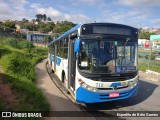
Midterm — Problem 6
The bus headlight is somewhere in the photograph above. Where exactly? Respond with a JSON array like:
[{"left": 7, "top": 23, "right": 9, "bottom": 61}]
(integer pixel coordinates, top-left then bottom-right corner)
[
  {"left": 129, "top": 78, "right": 138, "bottom": 88},
  {"left": 78, "top": 79, "right": 97, "bottom": 92}
]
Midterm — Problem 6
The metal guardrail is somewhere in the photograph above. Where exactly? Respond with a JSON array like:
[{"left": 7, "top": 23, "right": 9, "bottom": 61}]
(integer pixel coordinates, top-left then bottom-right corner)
[{"left": 0, "top": 31, "right": 16, "bottom": 37}]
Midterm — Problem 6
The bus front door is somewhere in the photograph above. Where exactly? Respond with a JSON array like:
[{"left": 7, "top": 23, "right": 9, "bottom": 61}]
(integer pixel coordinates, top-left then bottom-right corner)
[{"left": 68, "top": 39, "right": 76, "bottom": 93}]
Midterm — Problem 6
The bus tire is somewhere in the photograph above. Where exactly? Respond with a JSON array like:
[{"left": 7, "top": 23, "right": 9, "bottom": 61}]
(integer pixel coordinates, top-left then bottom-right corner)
[{"left": 63, "top": 73, "right": 70, "bottom": 94}]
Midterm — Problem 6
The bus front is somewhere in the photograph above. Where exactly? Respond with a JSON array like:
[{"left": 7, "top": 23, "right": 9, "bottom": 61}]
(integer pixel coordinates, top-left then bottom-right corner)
[{"left": 75, "top": 23, "right": 139, "bottom": 103}]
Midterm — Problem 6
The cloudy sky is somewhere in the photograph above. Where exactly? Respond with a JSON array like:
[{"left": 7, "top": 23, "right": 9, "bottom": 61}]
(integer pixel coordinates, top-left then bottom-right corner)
[{"left": 0, "top": 0, "right": 160, "bottom": 27}]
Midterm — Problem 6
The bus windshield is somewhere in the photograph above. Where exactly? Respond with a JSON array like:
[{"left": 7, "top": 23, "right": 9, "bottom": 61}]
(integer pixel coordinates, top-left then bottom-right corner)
[{"left": 78, "top": 39, "right": 137, "bottom": 74}]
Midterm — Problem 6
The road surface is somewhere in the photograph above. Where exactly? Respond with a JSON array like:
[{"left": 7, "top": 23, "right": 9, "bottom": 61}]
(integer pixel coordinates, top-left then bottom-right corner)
[{"left": 36, "top": 59, "right": 160, "bottom": 120}]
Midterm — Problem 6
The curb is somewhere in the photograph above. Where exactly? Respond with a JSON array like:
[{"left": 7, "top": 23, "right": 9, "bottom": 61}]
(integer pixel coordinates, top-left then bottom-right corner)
[
  {"left": 139, "top": 71, "right": 159, "bottom": 82},
  {"left": 146, "top": 70, "right": 160, "bottom": 76}
]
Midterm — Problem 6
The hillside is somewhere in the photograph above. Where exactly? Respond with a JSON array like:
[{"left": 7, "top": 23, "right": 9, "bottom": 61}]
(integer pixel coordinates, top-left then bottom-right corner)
[{"left": 0, "top": 36, "right": 50, "bottom": 114}]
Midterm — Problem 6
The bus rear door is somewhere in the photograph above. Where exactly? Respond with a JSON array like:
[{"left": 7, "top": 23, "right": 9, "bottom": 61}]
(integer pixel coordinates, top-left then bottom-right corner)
[{"left": 68, "top": 38, "right": 76, "bottom": 94}]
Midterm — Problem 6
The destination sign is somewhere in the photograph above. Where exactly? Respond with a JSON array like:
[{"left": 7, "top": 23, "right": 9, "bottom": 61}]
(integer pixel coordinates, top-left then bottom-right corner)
[{"left": 81, "top": 25, "right": 131, "bottom": 35}]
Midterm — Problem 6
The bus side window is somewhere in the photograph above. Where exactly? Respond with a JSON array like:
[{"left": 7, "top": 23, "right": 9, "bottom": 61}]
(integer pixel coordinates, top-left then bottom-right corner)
[
  {"left": 59, "top": 39, "right": 64, "bottom": 57},
  {"left": 52, "top": 44, "right": 54, "bottom": 54},
  {"left": 49, "top": 46, "right": 51, "bottom": 53},
  {"left": 63, "top": 38, "right": 68, "bottom": 59},
  {"left": 57, "top": 41, "right": 60, "bottom": 56}
]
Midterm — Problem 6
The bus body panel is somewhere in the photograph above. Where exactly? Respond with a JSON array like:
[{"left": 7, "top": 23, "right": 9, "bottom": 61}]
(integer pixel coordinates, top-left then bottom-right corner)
[
  {"left": 49, "top": 55, "right": 68, "bottom": 82},
  {"left": 76, "top": 85, "right": 138, "bottom": 103}
]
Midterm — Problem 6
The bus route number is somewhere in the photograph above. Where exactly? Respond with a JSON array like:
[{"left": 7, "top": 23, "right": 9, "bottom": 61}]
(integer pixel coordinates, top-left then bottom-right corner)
[{"left": 96, "top": 83, "right": 103, "bottom": 88}]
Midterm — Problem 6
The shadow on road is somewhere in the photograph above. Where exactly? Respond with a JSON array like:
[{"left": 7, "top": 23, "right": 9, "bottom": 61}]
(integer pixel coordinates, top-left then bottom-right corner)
[{"left": 82, "top": 79, "right": 158, "bottom": 111}]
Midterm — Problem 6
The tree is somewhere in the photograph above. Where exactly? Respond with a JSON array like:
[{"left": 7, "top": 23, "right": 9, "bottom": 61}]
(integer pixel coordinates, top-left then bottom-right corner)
[
  {"left": 36, "top": 21, "right": 55, "bottom": 33},
  {"left": 2, "top": 21, "right": 16, "bottom": 29},
  {"left": 36, "top": 14, "right": 48, "bottom": 21},
  {"left": 21, "top": 18, "right": 28, "bottom": 23},
  {"left": 47, "top": 17, "right": 52, "bottom": 21},
  {"left": 54, "top": 24, "right": 74, "bottom": 34},
  {"left": 43, "top": 14, "right": 47, "bottom": 21},
  {"left": 44, "top": 36, "right": 52, "bottom": 48},
  {"left": 139, "top": 32, "right": 157, "bottom": 40},
  {"left": 36, "top": 14, "right": 43, "bottom": 21},
  {"left": 20, "top": 22, "right": 33, "bottom": 30}
]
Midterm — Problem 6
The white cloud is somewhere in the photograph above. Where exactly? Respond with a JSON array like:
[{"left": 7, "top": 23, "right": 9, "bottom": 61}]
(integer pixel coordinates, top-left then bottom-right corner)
[
  {"left": 0, "top": 0, "right": 29, "bottom": 20},
  {"left": 0, "top": 0, "right": 91, "bottom": 23},
  {"left": 10, "top": 0, "right": 28, "bottom": 7},
  {"left": 30, "top": 3, "right": 92, "bottom": 23},
  {"left": 115, "top": 0, "right": 160, "bottom": 6},
  {"left": 0, "top": 1, "right": 11, "bottom": 15},
  {"left": 151, "top": 19, "right": 160, "bottom": 27},
  {"left": 97, "top": 8, "right": 151, "bottom": 27},
  {"left": 68, "top": 0, "right": 107, "bottom": 9},
  {"left": 30, "top": 3, "right": 63, "bottom": 17}
]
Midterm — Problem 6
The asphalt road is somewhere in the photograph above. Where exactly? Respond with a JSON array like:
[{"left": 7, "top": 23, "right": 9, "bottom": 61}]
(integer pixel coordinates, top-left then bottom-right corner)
[{"left": 36, "top": 59, "right": 160, "bottom": 120}]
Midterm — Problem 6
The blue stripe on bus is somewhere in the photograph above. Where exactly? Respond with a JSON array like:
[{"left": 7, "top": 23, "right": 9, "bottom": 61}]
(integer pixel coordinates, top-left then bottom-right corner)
[
  {"left": 76, "top": 85, "right": 138, "bottom": 103},
  {"left": 51, "top": 55, "right": 54, "bottom": 62},
  {"left": 56, "top": 57, "right": 62, "bottom": 66},
  {"left": 109, "top": 82, "right": 122, "bottom": 87}
]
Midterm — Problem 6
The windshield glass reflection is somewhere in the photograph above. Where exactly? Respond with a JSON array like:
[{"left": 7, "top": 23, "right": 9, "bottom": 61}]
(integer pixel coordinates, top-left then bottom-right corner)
[{"left": 78, "top": 39, "right": 137, "bottom": 74}]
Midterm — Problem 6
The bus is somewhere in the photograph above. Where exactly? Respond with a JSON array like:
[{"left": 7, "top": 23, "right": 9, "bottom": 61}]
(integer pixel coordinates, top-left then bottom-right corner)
[{"left": 48, "top": 23, "right": 139, "bottom": 103}]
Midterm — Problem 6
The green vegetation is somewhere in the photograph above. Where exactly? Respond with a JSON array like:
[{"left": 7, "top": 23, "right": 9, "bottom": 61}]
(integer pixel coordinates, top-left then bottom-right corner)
[
  {"left": 0, "top": 21, "right": 15, "bottom": 31},
  {"left": 138, "top": 31, "right": 156, "bottom": 40},
  {"left": 0, "top": 37, "right": 49, "bottom": 113},
  {"left": 0, "top": 14, "right": 75, "bottom": 34},
  {"left": 138, "top": 49, "right": 160, "bottom": 72},
  {"left": 139, "top": 60, "right": 160, "bottom": 72}
]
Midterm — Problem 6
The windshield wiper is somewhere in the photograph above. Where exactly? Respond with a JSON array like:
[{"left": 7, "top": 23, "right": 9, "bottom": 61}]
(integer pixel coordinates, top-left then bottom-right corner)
[{"left": 124, "top": 38, "right": 130, "bottom": 47}]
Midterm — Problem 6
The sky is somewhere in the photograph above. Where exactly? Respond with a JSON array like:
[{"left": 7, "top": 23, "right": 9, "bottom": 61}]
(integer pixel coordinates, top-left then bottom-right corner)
[{"left": 0, "top": 0, "right": 160, "bottom": 28}]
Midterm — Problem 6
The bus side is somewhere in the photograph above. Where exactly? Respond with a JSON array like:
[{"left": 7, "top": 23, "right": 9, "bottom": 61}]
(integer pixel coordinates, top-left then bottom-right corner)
[{"left": 48, "top": 38, "right": 69, "bottom": 88}]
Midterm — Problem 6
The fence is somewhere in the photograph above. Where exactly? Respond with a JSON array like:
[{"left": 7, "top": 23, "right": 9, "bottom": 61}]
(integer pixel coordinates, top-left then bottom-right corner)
[{"left": 138, "top": 47, "right": 160, "bottom": 73}]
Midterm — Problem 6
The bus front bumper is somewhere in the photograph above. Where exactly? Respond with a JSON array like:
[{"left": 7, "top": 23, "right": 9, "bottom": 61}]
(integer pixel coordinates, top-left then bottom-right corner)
[{"left": 76, "top": 84, "right": 138, "bottom": 103}]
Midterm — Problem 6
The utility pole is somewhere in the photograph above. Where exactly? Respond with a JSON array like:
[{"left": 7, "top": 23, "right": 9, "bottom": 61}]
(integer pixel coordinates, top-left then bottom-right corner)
[
  {"left": 148, "top": 41, "right": 152, "bottom": 70},
  {"left": 33, "top": 21, "right": 38, "bottom": 52}
]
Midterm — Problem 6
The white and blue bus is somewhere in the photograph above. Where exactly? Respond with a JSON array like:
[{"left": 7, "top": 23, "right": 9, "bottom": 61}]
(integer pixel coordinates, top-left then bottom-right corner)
[{"left": 48, "top": 23, "right": 139, "bottom": 103}]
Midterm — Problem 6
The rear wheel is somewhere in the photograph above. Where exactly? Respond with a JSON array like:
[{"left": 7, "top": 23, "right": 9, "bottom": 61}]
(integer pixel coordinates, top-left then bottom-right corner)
[
  {"left": 63, "top": 74, "right": 70, "bottom": 94},
  {"left": 50, "top": 61, "right": 54, "bottom": 73}
]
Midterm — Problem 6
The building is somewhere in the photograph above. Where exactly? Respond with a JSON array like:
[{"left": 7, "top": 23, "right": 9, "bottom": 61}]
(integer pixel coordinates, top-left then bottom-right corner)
[
  {"left": 138, "top": 39, "right": 150, "bottom": 48},
  {"left": 27, "top": 33, "right": 51, "bottom": 42}
]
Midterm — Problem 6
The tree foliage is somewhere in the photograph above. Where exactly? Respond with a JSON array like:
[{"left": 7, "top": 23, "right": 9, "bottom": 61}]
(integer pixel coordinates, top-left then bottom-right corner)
[
  {"left": 0, "top": 14, "right": 75, "bottom": 34},
  {"left": 36, "top": 14, "right": 47, "bottom": 21},
  {"left": 0, "top": 21, "right": 16, "bottom": 31},
  {"left": 139, "top": 32, "right": 157, "bottom": 40},
  {"left": 54, "top": 21, "right": 75, "bottom": 34}
]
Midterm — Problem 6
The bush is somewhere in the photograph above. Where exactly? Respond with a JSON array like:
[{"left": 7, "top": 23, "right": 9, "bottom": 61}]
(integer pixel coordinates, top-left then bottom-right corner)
[
  {"left": 0, "top": 38, "right": 49, "bottom": 112},
  {"left": 151, "top": 52, "right": 156, "bottom": 60},
  {"left": 0, "top": 47, "right": 11, "bottom": 58},
  {"left": 18, "top": 41, "right": 34, "bottom": 49},
  {"left": 3, "top": 37, "right": 19, "bottom": 48},
  {"left": 1, "top": 53, "right": 36, "bottom": 82}
]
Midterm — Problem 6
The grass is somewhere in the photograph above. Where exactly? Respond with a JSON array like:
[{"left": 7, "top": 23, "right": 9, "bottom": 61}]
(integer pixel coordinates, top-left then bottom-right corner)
[
  {"left": 138, "top": 49, "right": 160, "bottom": 72},
  {"left": 138, "top": 61, "right": 160, "bottom": 72},
  {"left": 0, "top": 37, "right": 50, "bottom": 116}
]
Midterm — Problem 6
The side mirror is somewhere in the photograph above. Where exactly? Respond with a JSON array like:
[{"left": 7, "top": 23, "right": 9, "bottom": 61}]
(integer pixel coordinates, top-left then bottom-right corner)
[{"left": 74, "top": 38, "right": 81, "bottom": 53}]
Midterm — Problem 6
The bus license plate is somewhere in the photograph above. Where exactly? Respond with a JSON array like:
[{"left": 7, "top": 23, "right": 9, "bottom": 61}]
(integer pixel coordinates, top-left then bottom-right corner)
[{"left": 109, "top": 92, "right": 120, "bottom": 98}]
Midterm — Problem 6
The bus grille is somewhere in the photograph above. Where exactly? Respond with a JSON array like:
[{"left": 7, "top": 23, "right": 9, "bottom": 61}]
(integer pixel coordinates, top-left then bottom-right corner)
[
  {"left": 100, "top": 75, "right": 135, "bottom": 82},
  {"left": 97, "top": 85, "right": 128, "bottom": 90}
]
